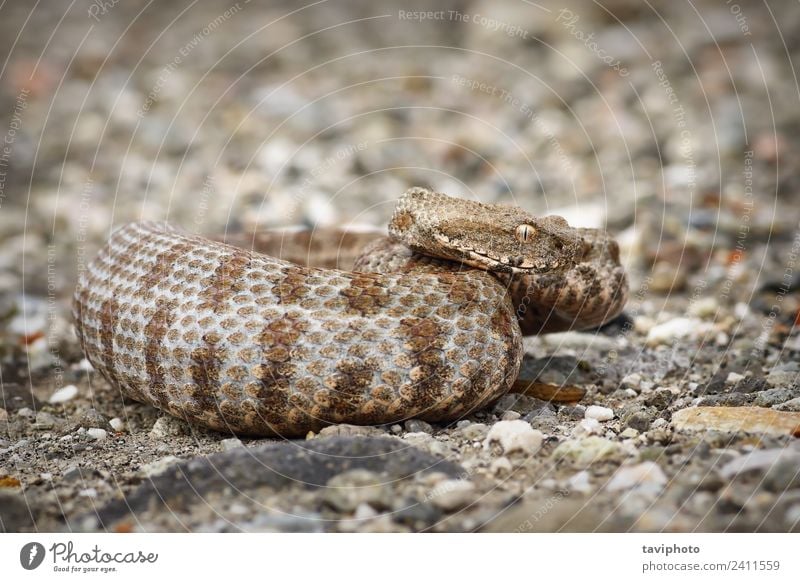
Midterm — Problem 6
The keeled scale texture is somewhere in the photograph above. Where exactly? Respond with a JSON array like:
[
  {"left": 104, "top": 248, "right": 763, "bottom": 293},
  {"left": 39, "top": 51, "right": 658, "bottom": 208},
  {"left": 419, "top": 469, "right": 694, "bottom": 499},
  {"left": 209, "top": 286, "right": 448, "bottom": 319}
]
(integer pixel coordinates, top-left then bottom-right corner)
[{"left": 73, "top": 222, "right": 522, "bottom": 436}]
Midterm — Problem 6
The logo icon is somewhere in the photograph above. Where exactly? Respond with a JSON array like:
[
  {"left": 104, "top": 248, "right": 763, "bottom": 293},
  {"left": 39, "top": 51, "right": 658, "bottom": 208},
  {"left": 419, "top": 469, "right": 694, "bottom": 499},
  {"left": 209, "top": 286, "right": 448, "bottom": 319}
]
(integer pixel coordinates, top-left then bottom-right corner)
[{"left": 20, "top": 542, "right": 45, "bottom": 570}]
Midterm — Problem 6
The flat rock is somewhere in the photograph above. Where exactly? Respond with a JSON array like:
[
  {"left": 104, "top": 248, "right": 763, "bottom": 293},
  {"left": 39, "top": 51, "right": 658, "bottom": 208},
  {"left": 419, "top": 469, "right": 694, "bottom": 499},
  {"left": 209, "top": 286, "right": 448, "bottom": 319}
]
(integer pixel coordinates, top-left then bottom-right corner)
[
  {"left": 84, "top": 437, "right": 463, "bottom": 529},
  {"left": 672, "top": 407, "right": 800, "bottom": 437},
  {"left": 484, "top": 420, "right": 544, "bottom": 455}
]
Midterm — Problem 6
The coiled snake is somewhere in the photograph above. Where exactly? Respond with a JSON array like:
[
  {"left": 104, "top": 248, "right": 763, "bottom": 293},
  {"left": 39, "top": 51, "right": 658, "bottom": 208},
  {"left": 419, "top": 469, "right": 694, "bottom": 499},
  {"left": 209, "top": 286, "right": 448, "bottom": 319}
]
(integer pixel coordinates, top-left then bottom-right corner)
[{"left": 73, "top": 188, "right": 627, "bottom": 436}]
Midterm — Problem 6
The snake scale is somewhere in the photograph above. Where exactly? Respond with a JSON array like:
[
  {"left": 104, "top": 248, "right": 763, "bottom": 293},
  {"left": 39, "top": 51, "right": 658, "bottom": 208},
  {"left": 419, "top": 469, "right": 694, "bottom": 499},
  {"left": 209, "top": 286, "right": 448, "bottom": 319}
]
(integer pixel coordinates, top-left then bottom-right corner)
[{"left": 73, "top": 187, "right": 628, "bottom": 436}]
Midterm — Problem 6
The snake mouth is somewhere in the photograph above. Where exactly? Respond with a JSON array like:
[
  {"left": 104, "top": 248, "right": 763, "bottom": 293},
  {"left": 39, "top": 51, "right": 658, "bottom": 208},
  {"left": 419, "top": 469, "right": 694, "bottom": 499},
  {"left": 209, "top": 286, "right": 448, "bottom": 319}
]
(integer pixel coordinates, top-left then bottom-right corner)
[{"left": 462, "top": 249, "right": 559, "bottom": 274}]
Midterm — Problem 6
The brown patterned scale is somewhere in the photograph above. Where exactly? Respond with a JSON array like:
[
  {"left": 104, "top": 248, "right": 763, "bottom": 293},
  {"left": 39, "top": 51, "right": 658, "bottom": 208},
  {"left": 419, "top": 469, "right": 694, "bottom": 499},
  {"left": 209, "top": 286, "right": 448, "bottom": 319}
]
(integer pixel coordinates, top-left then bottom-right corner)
[{"left": 73, "top": 188, "right": 627, "bottom": 436}]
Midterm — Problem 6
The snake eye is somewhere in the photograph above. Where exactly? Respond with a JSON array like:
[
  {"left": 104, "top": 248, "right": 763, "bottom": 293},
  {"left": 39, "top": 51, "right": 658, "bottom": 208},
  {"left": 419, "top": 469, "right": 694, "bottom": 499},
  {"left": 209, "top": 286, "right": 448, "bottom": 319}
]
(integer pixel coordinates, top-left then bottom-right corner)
[{"left": 515, "top": 224, "right": 536, "bottom": 243}]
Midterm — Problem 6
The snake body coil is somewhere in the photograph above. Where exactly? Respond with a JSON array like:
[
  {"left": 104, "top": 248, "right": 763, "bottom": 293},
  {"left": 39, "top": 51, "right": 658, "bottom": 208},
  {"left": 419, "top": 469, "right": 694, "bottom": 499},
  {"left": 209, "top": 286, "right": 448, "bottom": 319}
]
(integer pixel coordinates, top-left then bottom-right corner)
[{"left": 73, "top": 188, "right": 627, "bottom": 436}]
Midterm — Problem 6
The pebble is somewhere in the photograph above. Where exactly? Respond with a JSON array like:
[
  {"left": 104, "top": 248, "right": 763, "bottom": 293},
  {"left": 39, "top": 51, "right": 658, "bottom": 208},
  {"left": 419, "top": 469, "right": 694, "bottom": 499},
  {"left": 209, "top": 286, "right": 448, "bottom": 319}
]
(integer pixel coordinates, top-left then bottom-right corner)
[
  {"left": 726, "top": 372, "right": 745, "bottom": 384},
  {"left": 645, "top": 318, "right": 699, "bottom": 346},
  {"left": 776, "top": 397, "right": 800, "bottom": 412},
  {"left": 221, "top": 438, "right": 244, "bottom": 451},
  {"left": 567, "top": 470, "right": 592, "bottom": 493},
  {"left": 17, "top": 407, "right": 35, "bottom": 419},
  {"left": 606, "top": 462, "right": 668, "bottom": 493},
  {"left": 323, "top": 470, "right": 390, "bottom": 513},
  {"left": 552, "top": 437, "right": 628, "bottom": 468},
  {"left": 86, "top": 428, "right": 108, "bottom": 441},
  {"left": 34, "top": 411, "right": 57, "bottom": 429},
  {"left": 140, "top": 456, "right": 181, "bottom": 478},
  {"left": 48, "top": 385, "right": 78, "bottom": 404},
  {"left": 427, "top": 480, "right": 476, "bottom": 512},
  {"left": 483, "top": 420, "right": 544, "bottom": 455},
  {"left": 619, "top": 428, "right": 640, "bottom": 439},
  {"left": 108, "top": 417, "right": 126, "bottom": 432},
  {"left": 149, "top": 416, "right": 190, "bottom": 438},
  {"left": 572, "top": 418, "right": 603, "bottom": 437},
  {"left": 0, "top": 408, "right": 7, "bottom": 422},
  {"left": 585, "top": 405, "right": 614, "bottom": 421},
  {"left": 404, "top": 419, "right": 434, "bottom": 434},
  {"left": 501, "top": 411, "right": 522, "bottom": 421},
  {"left": 620, "top": 373, "right": 642, "bottom": 391},
  {"left": 317, "top": 424, "right": 387, "bottom": 438},
  {"left": 672, "top": 406, "right": 800, "bottom": 437},
  {"left": 490, "top": 457, "right": 513, "bottom": 476},
  {"left": 79, "top": 488, "right": 98, "bottom": 498},
  {"left": 718, "top": 448, "right": 800, "bottom": 479}
]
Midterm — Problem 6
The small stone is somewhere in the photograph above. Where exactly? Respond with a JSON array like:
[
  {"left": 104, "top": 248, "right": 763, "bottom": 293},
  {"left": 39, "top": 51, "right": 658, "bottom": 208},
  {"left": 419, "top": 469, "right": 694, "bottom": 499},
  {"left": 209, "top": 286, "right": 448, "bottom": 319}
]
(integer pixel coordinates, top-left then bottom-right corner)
[
  {"left": 646, "top": 318, "right": 699, "bottom": 346},
  {"left": 776, "top": 397, "right": 800, "bottom": 412},
  {"left": 726, "top": 372, "right": 745, "bottom": 384},
  {"left": 572, "top": 418, "right": 603, "bottom": 437},
  {"left": 619, "top": 427, "right": 639, "bottom": 439},
  {"left": 221, "top": 438, "right": 244, "bottom": 451},
  {"left": 501, "top": 411, "right": 521, "bottom": 421},
  {"left": 672, "top": 406, "right": 800, "bottom": 437},
  {"left": 150, "top": 416, "right": 190, "bottom": 438},
  {"left": 427, "top": 480, "right": 476, "bottom": 511},
  {"left": 625, "top": 412, "right": 651, "bottom": 432},
  {"left": 490, "top": 457, "right": 513, "bottom": 475},
  {"left": 86, "top": 428, "right": 107, "bottom": 441},
  {"left": 0, "top": 408, "right": 7, "bottom": 422},
  {"left": 620, "top": 373, "right": 642, "bottom": 391},
  {"left": 34, "top": 411, "right": 57, "bottom": 429},
  {"left": 109, "top": 417, "right": 126, "bottom": 432},
  {"left": 484, "top": 420, "right": 544, "bottom": 455},
  {"left": 76, "top": 358, "right": 95, "bottom": 372},
  {"left": 585, "top": 405, "right": 614, "bottom": 421},
  {"left": 48, "top": 385, "right": 78, "bottom": 404},
  {"left": 140, "top": 456, "right": 180, "bottom": 477},
  {"left": 79, "top": 488, "right": 98, "bottom": 498},
  {"left": 718, "top": 448, "right": 800, "bottom": 479},
  {"left": 17, "top": 407, "right": 35, "bottom": 419},
  {"left": 317, "top": 424, "right": 387, "bottom": 438},
  {"left": 567, "top": 470, "right": 592, "bottom": 493},
  {"left": 404, "top": 419, "right": 434, "bottom": 434},
  {"left": 390, "top": 424, "right": 402, "bottom": 434},
  {"left": 606, "top": 462, "right": 668, "bottom": 493},
  {"left": 74, "top": 409, "right": 110, "bottom": 430},
  {"left": 353, "top": 503, "right": 378, "bottom": 520},
  {"left": 457, "top": 423, "right": 489, "bottom": 441},
  {"left": 552, "top": 437, "right": 628, "bottom": 468},
  {"left": 323, "top": 469, "right": 390, "bottom": 512}
]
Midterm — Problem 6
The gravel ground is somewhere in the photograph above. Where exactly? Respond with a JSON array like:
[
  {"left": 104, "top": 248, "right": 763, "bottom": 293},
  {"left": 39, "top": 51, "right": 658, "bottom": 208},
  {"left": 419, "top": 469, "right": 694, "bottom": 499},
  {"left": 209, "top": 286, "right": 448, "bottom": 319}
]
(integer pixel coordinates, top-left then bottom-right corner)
[{"left": 1, "top": 0, "right": 800, "bottom": 532}]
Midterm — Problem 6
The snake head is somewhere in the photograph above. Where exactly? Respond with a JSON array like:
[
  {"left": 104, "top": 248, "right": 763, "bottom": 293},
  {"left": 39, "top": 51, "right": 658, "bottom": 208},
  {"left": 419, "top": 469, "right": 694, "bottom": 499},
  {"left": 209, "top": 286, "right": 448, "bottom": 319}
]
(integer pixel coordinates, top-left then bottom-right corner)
[{"left": 389, "top": 187, "right": 586, "bottom": 274}]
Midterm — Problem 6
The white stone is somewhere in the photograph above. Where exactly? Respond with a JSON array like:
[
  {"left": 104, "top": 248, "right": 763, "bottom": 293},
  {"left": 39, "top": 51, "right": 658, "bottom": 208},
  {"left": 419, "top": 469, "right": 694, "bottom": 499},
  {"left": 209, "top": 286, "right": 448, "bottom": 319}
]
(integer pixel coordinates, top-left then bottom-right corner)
[
  {"left": 688, "top": 297, "right": 719, "bottom": 318},
  {"left": 726, "top": 372, "right": 745, "bottom": 384},
  {"left": 646, "top": 318, "right": 697, "bottom": 346},
  {"left": 221, "top": 438, "right": 244, "bottom": 450},
  {"left": 109, "top": 418, "right": 126, "bottom": 432},
  {"left": 484, "top": 420, "right": 544, "bottom": 455},
  {"left": 585, "top": 405, "right": 614, "bottom": 422},
  {"left": 567, "top": 470, "right": 592, "bottom": 493},
  {"left": 428, "top": 480, "right": 476, "bottom": 511},
  {"left": 140, "top": 455, "right": 180, "bottom": 477},
  {"left": 490, "top": 457, "right": 513, "bottom": 475},
  {"left": 620, "top": 373, "right": 642, "bottom": 391},
  {"left": 48, "top": 385, "right": 78, "bottom": 404},
  {"left": 353, "top": 503, "right": 378, "bottom": 520},
  {"left": 719, "top": 449, "right": 800, "bottom": 479},
  {"left": 607, "top": 462, "right": 668, "bottom": 492},
  {"left": 572, "top": 418, "right": 602, "bottom": 437},
  {"left": 86, "top": 428, "right": 107, "bottom": 441},
  {"left": 619, "top": 427, "right": 639, "bottom": 439},
  {"left": 79, "top": 488, "right": 98, "bottom": 498}
]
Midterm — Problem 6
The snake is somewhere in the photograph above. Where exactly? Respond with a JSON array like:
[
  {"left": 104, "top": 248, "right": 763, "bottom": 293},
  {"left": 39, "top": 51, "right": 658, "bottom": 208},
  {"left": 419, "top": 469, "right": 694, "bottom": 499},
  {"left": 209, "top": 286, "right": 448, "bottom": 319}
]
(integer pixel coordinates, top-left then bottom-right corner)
[{"left": 72, "top": 187, "right": 628, "bottom": 436}]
